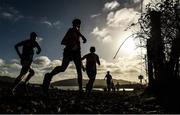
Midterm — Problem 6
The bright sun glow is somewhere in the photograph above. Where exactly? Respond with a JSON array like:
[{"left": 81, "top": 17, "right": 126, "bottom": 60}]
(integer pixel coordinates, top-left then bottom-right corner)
[
  {"left": 114, "top": 32, "right": 137, "bottom": 57},
  {"left": 121, "top": 37, "right": 136, "bottom": 54}
]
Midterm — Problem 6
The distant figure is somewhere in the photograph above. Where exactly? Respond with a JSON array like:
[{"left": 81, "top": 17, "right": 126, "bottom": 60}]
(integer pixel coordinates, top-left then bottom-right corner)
[
  {"left": 144, "top": 79, "right": 148, "bottom": 86},
  {"left": 123, "top": 88, "right": 125, "bottom": 95},
  {"left": 104, "top": 71, "right": 112, "bottom": 92},
  {"left": 103, "top": 87, "right": 107, "bottom": 92},
  {"left": 111, "top": 81, "right": 115, "bottom": 92},
  {"left": 138, "top": 75, "right": 144, "bottom": 84},
  {"left": 12, "top": 32, "right": 41, "bottom": 94},
  {"left": 81, "top": 46, "right": 100, "bottom": 95},
  {"left": 42, "top": 19, "right": 87, "bottom": 94},
  {"left": 115, "top": 82, "right": 120, "bottom": 91}
]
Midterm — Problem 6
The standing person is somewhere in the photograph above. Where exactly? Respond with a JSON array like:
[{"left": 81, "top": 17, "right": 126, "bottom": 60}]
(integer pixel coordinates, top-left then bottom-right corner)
[
  {"left": 104, "top": 71, "right": 112, "bottom": 92},
  {"left": 12, "top": 32, "right": 41, "bottom": 94},
  {"left": 115, "top": 82, "right": 120, "bottom": 92},
  {"left": 42, "top": 19, "right": 87, "bottom": 94},
  {"left": 81, "top": 46, "right": 100, "bottom": 95},
  {"left": 111, "top": 81, "right": 115, "bottom": 92}
]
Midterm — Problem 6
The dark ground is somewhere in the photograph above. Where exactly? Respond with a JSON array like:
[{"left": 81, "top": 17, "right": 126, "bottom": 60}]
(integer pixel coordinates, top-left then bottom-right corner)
[{"left": 0, "top": 82, "right": 166, "bottom": 114}]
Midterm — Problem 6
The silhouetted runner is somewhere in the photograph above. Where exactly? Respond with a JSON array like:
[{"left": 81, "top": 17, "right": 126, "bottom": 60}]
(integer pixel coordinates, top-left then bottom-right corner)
[
  {"left": 12, "top": 32, "right": 41, "bottom": 94},
  {"left": 111, "top": 81, "right": 115, "bottom": 92},
  {"left": 115, "top": 82, "right": 120, "bottom": 91},
  {"left": 42, "top": 19, "right": 87, "bottom": 94},
  {"left": 82, "top": 46, "right": 100, "bottom": 95},
  {"left": 104, "top": 71, "right": 112, "bottom": 92}
]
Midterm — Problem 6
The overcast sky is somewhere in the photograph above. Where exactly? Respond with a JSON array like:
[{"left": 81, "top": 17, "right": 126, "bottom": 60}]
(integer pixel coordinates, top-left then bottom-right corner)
[{"left": 0, "top": 0, "right": 158, "bottom": 84}]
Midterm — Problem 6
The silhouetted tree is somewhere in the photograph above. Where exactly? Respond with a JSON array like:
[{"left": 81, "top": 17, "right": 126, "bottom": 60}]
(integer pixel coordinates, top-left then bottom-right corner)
[
  {"left": 138, "top": 0, "right": 180, "bottom": 111},
  {"left": 139, "top": 0, "right": 180, "bottom": 85}
]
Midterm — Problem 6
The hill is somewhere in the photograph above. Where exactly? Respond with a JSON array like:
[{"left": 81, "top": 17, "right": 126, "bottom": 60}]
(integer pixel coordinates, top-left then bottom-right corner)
[
  {"left": 0, "top": 76, "right": 15, "bottom": 83},
  {"left": 51, "top": 78, "right": 131, "bottom": 88}
]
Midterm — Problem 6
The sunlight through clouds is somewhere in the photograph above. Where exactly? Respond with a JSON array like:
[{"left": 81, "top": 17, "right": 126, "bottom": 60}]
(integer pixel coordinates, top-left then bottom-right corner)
[
  {"left": 106, "top": 8, "right": 140, "bottom": 27},
  {"left": 0, "top": 0, "right": 150, "bottom": 84}
]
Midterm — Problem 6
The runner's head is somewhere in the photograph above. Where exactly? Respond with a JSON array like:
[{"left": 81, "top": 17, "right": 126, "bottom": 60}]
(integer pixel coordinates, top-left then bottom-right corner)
[
  {"left": 30, "top": 32, "right": 37, "bottom": 41},
  {"left": 72, "top": 18, "right": 81, "bottom": 28},
  {"left": 90, "top": 46, "right": 95, "bottom": 53}
]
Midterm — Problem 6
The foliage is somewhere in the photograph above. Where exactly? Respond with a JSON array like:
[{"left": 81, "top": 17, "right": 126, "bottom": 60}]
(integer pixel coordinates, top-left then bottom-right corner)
[{"left": 138, "top": 0, "right": 180, "bottom": 61}]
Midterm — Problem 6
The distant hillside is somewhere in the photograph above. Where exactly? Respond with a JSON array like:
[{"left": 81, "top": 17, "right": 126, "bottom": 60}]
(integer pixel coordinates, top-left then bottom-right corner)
[
  {"left": 51, "top": 78, "right": 131, "bottom": 88},
  {"left": 0, "top": 76, "right": 15, "bottom": 83}
]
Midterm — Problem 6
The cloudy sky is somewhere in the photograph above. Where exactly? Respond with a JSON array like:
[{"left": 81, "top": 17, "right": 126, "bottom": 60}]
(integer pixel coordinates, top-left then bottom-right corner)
[{"left": 0, "top": 0, "right": 158, "bottom": 84}]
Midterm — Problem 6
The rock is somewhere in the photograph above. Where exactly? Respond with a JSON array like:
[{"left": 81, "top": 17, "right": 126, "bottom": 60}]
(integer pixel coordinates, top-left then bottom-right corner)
[
  {"left": 71, "top": 100, "right": 75, "bottom": 104},
  {"left": 17, "top": 106, "right": 22, "bottom": 111},
  {"left": 24, "top": 109, "right": 30, "bottom": 113},
  {"left": 6, "top": 109, "right": 13, "bottom": 113},
  {"left": 58, "top": 107, "right": 61, "bottom": 113},
  {"left": 146, "top": 110, "right": 158, "bottom": 114}
]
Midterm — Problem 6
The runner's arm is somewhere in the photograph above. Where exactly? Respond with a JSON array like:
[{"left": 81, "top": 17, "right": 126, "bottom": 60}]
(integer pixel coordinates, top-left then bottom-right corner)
[
  {"left": 81, "top": 55, "right": 87, "bottom": 61},
  {"left": 78, "top": 32, "right": 87, "bottom": 43},
  {"left": 14, "top": 41, "right": 24, "bottom": 59},
  {"left": 96, "top": 55, "right": 101, "bottom": 65},
  {"left": 35, "top": 42, "right": 41, "bottom": 54}
]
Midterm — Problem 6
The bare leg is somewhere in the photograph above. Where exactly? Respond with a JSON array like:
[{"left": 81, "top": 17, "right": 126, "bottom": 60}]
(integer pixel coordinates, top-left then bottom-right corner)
[
  {"left": 88, "top": 76, "right": 95, "bottom": 94},
  {"left": 107, "top": 84, "right": 111, "bottom": 92},
  {"left": 74, "top": 59, "right": 83, "bottom": 92},
  {"left": 23, "top": 68, "right": 34, "bottom": 94},
  {"left": 86, "top": 77, "right": 90, "bottom": 93},
  {"left": 24, "top": 68, "right": 35, "bottom": 84},
  {"left": 12, "top": 66, "right": 29, "bottom": 92},
  {"left": 42, "top": 56, "right": 70, "bottom": 92}
]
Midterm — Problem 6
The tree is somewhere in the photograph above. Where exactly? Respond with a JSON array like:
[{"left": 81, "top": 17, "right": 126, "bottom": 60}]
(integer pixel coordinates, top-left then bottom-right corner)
[{"left": 138, "top": 0, "right": 180, "bottom": 111}]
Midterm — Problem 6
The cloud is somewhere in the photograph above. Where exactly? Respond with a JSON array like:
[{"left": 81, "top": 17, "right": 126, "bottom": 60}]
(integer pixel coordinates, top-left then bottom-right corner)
[
  {"left": 92, "top": 27, "right": 109, "bottom": 37},
  {"left": 41, "top": 18, "right": 62, "bottom": 29},
  {"left": 0, "top": 6, "right": 24, "bottom": 21},
  {"left": 94, "top": 57, "right": 145, "bottom": 82},
  {"left": 91, "top": 6, "right": 140, "bottom": 44},
  {"left": 107, "top": 8, "right": 140, "bottom": 27},
  {"left": 124, "top": 68, "right": 139, "bottom": 74},
  {"left": 1, "top": 12, "right": 13, "bottom": 18},
  {"left": 134, "top": 0, "right": 141, "bottom": 3},
  {"left": 102, "top": 35, "right": 112, "bottom": 43},
  {"left": 53, "top": 20, "right": 61, "bottom": 26},
  {"left": 97, "top": 58, "right": 120, "bottom": 74},
  {"left": 90, "top": 13, "right": 101, "bottom": 18},
  {"left": 0, "top": 55, "right": 146, "bottom": 83},
  {"left": 91, "top": 27, "right": 113, "bottom": 42},
  {"left": 34, "top": 56, "right": 51, "bottom": 66},
  {"left": 89, "top": 1, "right": 146, "bottom": 81},
  {"left": 11, "top": 59, "right": 20, "bottom": 64},
  {"left": 0, "top": 58, "right": 5, "bottom": 66},
  {"left": 112, "top": 69, "right": 123, "bottom": 74},
  {"left": 143, "top": 0, "right": 160, "bottom": 6},
  {"left": 42, "top": 21, "right": 52, "bottom": 27},
  {"left": 50, "top": 59, "right": 62, "bottom": 68},
  {"left": 9, "top": 63, "right": 21, "bottom": 69},
  {"left": 0, "top": 59, "right": 21, "bottom": 77},
  {"left": 104, "top": 1, "right": 120, "bottom": 11}
]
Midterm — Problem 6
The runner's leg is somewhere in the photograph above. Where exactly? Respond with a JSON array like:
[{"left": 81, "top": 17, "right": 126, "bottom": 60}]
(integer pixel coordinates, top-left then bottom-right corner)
[
  {"left": 74, "top": 55, "right": 83, "bottom": 92},
  {"left": 12, "top": 66, "right": 29, "bottom": 92},
  {"left": 42, "top": 53, "right": 70, "bottom": 92}
]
